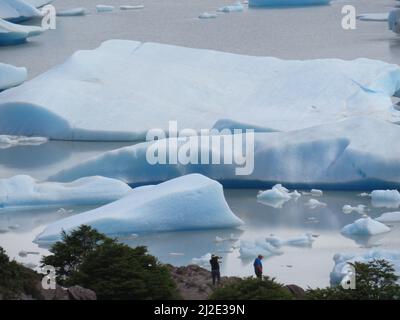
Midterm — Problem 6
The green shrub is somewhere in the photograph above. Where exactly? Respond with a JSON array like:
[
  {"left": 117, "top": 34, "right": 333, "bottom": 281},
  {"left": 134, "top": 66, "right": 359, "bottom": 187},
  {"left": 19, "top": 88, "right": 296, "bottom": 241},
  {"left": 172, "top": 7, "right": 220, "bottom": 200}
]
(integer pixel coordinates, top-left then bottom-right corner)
[
  {"left": 42, "top": 225, "right": 180, "bottom": 300},
  {"left": 0, "top": 247, "right": 41, "bottom": 299},
  {"left": 210, "top": 277, "right": 294, "bottom": 300}
]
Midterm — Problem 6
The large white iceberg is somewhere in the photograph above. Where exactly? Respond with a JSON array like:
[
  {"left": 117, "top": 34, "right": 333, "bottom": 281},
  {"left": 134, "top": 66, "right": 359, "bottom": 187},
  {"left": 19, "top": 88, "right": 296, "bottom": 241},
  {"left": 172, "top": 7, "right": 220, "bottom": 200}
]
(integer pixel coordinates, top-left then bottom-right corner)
[
  {"left": 35, "top": 174, "right": 243, "bottom": 242},
  {"left": 0, "top": 0, "right": 41, "bottom": 21},
  {"left": 341, "top": 217, "right": 391, "bottom": 237},
  {"left": 0, "top": 175, "right": 132, "bottom": 209},
  {"left": 0, "top": 63, "right": 27, "bottom": 91},
  {"left": 0, "top": 17, "right": 43, "bottom": 45},
  {"left": 0, "top": 40, "right": 399, "bottom": 140},
  {"left": 51, "top": 117, "right": 400, "bottom": 189},
  {"left": 331, "top": 250, "right": 400, "bottom": 285},
  {"left": 249, "top": 0, "right": 330, "bottom": 8}
]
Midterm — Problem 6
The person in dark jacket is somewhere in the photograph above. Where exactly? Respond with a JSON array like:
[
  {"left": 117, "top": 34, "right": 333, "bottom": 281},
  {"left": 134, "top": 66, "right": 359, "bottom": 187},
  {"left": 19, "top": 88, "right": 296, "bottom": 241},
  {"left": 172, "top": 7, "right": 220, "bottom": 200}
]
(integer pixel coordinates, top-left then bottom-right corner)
[
  {"left": 209, "top": 254, "right": 221, "bottom": 285},
  {"left": 253, "top": 255, "right": 263, "bottom": 279}
]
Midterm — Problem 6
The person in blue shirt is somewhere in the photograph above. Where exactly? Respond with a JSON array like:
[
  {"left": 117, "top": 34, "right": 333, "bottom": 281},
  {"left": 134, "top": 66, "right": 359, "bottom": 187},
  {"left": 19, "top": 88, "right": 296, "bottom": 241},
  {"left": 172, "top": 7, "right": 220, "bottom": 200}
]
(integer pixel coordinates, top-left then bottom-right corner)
[{"left": 253, "top": 255, "right": 263, "bottom": 279}]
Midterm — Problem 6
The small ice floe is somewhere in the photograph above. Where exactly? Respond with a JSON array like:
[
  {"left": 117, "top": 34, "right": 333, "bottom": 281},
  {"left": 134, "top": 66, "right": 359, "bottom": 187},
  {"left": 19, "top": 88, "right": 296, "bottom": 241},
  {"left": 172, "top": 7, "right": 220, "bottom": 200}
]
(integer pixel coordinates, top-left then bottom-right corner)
[
  {"left": 389, "top": 9, "right": 400, "bottom": 34},
  {"left": 257, "top": 184, "right": 301, "bottom": 208},
  {"left": 199, "top": 12, "right": 217, "bottom": 19},
  {"left": 0, "top": 135, "right": 47, "bottom": 149},
  {"left": 375, "top": 211, "right": 400, "bottom": 223},
  {"left": 18, "top": 250, "right": 39, "bottom": 258},
  {"left": 57, "top": 7, "right": 87, "bottom": 17},
  {"left": 0, "top": 63, "right": 27, "bottom": 91},
  {"left": 120, "top": 5, "right": 144, "bottom": 10},
  {"left": 310, "top": 189, "right": 323, "bottom": 197},
  {"left": 371, "top": 189, "right": 400, "bottom": 208},
  {"left": 341, "top": 217, "right": 391, "bottom": 237},
  {"left": 57, "top": 208, "right": 74, "bottom": 214},
  {"left": 357, "top": 13, "right": 388, "bottom": 22},
  {"left": 218, "top": 2, "right": 244, "bottom": 13},
  {"left": 305, "top": 199, "right": 327, "bottom": 210},
  {"left": 239, "top": 239, "right": 283, "bottom": 259},
  {"left": 214, "top": 234, "right": 239, "bottom": 242},
  {"left": 168, "top": 252, "right": 184, "bottom": 256},
  {"left": 96, "top": 5, "right": 114, "bottom": 13},
  {"left": 342, "top": 204, "right": 367, "bottom": 215},
  {"left": 358, "top": 192, "right": 370, "bottom": 197},
  {"left": 265, "top": 233, "right": 316, "bottom": 248},
  {"left": 191, "top": 253, "right": 211, "bottom": 267}
]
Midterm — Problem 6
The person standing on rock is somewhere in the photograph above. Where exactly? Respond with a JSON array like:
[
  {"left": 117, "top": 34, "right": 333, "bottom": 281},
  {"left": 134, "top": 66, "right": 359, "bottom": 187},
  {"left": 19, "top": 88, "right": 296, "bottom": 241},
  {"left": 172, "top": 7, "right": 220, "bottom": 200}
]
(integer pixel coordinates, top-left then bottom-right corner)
[
  {"left": 254, "top": 255, "right": 263, "bottom": 279},
  {"left": 209, "top": 254, "right": 221, "bottom": 285}
]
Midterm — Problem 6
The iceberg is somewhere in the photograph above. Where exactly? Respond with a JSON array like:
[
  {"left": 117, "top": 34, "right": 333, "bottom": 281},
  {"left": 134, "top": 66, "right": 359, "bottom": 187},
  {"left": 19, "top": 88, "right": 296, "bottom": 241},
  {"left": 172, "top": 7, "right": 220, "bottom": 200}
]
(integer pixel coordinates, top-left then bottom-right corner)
[
  {"left": 257, "top": 184, "right": 300, "bottom": 208},
  {"left": 96, "top": 5, "right": 114, "bottom": 13},
  {"left": 239, "top": 239, "right": 283, "bottom": 259},
  {"left": 310, "top": 189, "right": 323, "bottom": 197},
  {"left": 57, "top": 8, "right": 87, "bottom": 17},
  {"left": 357, "top": 13, "right": 389, "bottom": 22},
  {"left": 341, "top": 217, "right": 391, "bottom": 237},
  {"left": 249, "top": 0, "right": 330, "bottom": 8},
  {"left": 371, "top": 190, "right": 400, "bottom": 203},
  {"left": 0, "top": 135, "right": 47, "bottom": 149},
  {"left": 0, "top": 0, "right": 41, "bottom": 21},
  {"left": 342, "top": 204, "right": 367, "bottom": 215},
  {"left": 305, "top": 199, "right": 327, "bottom": 210},
  {"left": 199, "top": 12, "right": 217, "bottom": 19},
  {"left": 331, "top": 250, "right": 400, "bottom": 285},
  {"left": 0, "top": 17, "right": 43, "bottom": 45},
  {"left": 375, "top": 211, "right": 400, "bottom": 223},
  {"left": 218, "top": 3, "right": 244, "bottom": 13},
  {"left": 0, "top": 63, "right": 27, "bottom": 91},
  {"left": 35, "top": 174, "right": 243, "bottom": 242},
  {"left": 50, "top": 117, "right": 400, "bottom": 189},
  {"left": 1, "top": 40, "right": 400, "bottom": 140},
  {"left": 120, "top": 5, "right": 144, "bottom": 11},
  {"left": 265, "top": 233, "right": 316, "bottom": 248},
  {"left": 0, "top": 175, "right": 131, "bottom": 209}
]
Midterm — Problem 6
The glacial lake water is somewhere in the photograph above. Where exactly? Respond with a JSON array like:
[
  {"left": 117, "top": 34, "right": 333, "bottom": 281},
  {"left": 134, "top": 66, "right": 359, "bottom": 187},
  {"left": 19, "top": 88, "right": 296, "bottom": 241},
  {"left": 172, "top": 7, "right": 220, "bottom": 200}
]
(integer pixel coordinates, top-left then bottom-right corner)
[
  {"left": 1, "top": 141, "right": 400, "bottom": 289},
  {"left": 1, "top": 0, "right": 400, "bottom": 289}
]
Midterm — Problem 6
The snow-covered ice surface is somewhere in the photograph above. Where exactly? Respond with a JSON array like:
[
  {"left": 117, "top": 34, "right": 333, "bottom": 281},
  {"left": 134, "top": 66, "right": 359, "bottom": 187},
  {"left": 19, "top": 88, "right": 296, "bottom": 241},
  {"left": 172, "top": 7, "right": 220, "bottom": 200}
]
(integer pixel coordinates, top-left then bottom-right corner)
[
  {"left": 0, "top": 175, "right": 131, "bottom": 209},
  {"left": 0, "top": 63, "right": 27, "bottom": 91},
  {"left": 249, "top": 0, "right": 330, "bottom": 7},
  {"left": 0, "top": 0, "right": 41, "bottom": 21},
  {"left": 35, "top": 174, "right": 244, "bottom": 242},
  {"left": 57, "top": 7, "right": 87, "bottom": 16},
  {"left": 0, "top": 18, "right": 43, "bottom": 45},
  {"left": 331, "top": 250, "right": 400, "bottom": 285},
  {"left": 1, "top": 39, "right": 400, "bottom": 140},
  {"left": 50, "top": 117, "right": 400, "bottom": 189},
  {"left": 341, "top": 217, "right": 391, "bottom": 237}
]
